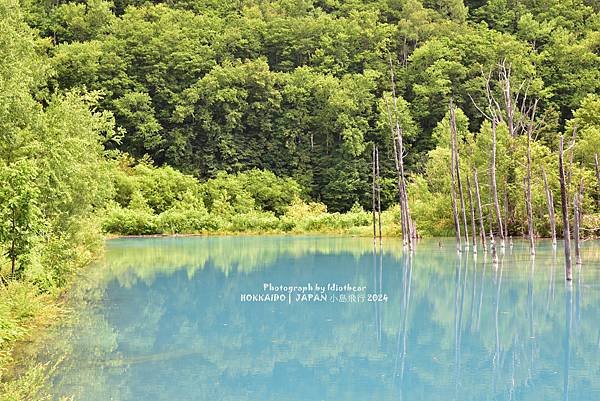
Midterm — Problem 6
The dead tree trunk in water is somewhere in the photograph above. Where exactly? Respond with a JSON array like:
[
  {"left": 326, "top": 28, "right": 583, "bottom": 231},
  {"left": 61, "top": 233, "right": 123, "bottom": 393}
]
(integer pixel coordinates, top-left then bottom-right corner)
[
  {"left": 386, "top": 60, "right": 413, "bottom": 248},
  {"left": 474, "top": 169, "right": 487, "bottom": 250},
  {"left": 457, "top": 163, "right": 470, "bottom": 250},
  {"left": 595, "top": 153, "right": 600, "bottom": 208},
  {"left": 542, "top": 167, "right": 557, "bottom": 247},
  {"left": 558, "top": 136, "right": 572, "bottom": 281},
  {"left": 471, "top": 64, "right": 541, "bottom": 249},
  {"left": 524, "top": 174, "right": 535, "bottom": 255},
  {"left": 385, "top": 99, "right": 407, "bottom": 246},
  {"left": 525, "top": 101, "right": 537, "bottom": 255},
  {"left": 449, "top": 101, "right": 462, "bottom": 252},
  {"left": 372, "top": 144, "right": 377, "bottom": 241},
  {"left": 395, "top": 128, "right": 414, "bottom": 248},
  {"left": 396, "top": 133, "right": 412, "bottom": 248},
  {"left": 376, "top": 146, "right": 382, "bottom": 240},
  {"left": 503, "top": 184, "right": 510, "bottom": 245},
  {"left": 573, "top": 180, "right": 583, "bottom": 265},
  {"left": 466, "top": 174, "right": 478, "bottom": 252},
  {"left": 573, "top": 191, "right": 581, "bottom": 266},
  {"left": 450, "top": 102, "right": 469, "bottom": 250},
  {"left": 566, "top": 126, "right": 577, "bottom": 189},
  {"left": 490, "top": 119, "right": 505, "bottom": 248}
]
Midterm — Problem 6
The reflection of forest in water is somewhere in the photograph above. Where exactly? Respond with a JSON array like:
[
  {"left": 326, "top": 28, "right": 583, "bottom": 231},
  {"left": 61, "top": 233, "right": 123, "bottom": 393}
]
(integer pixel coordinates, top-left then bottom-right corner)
[{"left": 44, "top": 237, "right": 600, "bottom": 401}]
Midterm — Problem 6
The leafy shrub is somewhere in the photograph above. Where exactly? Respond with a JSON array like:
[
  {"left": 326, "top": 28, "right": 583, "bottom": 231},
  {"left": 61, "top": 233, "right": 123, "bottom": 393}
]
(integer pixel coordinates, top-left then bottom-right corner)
[
  {"left": 155, "top": 189, "right": 221, "bottom": 233},
  {"left": 278, "top": 218, "right": 296, "bottom": 232},
  {"left": 112, "top": 170, "right": 136, "bottom": 208},
  {"left": 200, "top": 172, "right": 256, "bottom": 215},
  {"left": 299, "top": 202, "right": 370, "bottom": 231},
  {"left": 157, "top": 209, "right": 220, "bottom": 233},
  {"left": 101, "top": 204, "right": 158, "bottom": 235},
  {"left": 228, "top": 211, "right": 282, "bottom": 232},
  {"left": 201, "top": 170, "right": 303, "bottom": 216},
  {"left": 111, "top": 158, "right": 202, "bottom": 213},
  {"left": 408, "top": 176, "right": 453, "bottom": 237},
  {"left": 235, "top": 169, "right": 302, "bottom": 215},
  {"left": 284, "top": 200, "right": 327, "bottom": 219},
  {"left": 133, "top": 163, "right": 201, "bottom": 213}
]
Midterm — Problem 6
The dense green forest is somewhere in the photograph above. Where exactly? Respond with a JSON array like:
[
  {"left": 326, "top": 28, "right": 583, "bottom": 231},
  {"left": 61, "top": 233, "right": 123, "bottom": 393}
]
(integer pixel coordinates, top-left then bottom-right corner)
[
  {"left": 28, "top": 0, "right": 600, "bottom": 211},
  {"left": 1, "top": 0, "right": 600, "bottom": 397}
]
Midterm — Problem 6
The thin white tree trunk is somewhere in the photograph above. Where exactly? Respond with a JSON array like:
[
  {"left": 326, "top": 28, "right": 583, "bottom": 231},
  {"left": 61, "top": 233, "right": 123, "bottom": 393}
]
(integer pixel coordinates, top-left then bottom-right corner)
[
  {"left": 372, "top": 144, "right": 377, "bottom": 241},
  {"left": 474, "top": 169, "right": 487, "bottom": 250},
  {"left": 558, "top": 136, "right": 572, "bottom": 281},
  {"left": 450, "top": 104, "right": 470, "bottom": 250},
  {"left": 490, "top": 119, "right": 505, "bottom": 247},
  {"left": 574, "top": 180, "right": 584, "bottom": 265},
  {"left": 594, "top": 153, "right": 600, "bottom": 208},
  {"left": 449, "top": 101, "right": 462, "bottom": 252},
  {"left": 525, "top": 104, "right": 536, "bottom": 255},
  {"left": 466, "top": 174, "right": 478, "bottom": 253},
  {"left": 376, "top": 146, "right": 382, "bottom": 240},
  {"left": 542, "top": 167, "right": 557, "bottom": 246}
]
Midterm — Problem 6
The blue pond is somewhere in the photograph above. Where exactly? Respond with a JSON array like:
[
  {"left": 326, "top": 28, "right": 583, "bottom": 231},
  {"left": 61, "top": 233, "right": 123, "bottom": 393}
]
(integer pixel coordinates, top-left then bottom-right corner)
[{"left": 46, "top": 236, "right": 600, "bottom": 401}]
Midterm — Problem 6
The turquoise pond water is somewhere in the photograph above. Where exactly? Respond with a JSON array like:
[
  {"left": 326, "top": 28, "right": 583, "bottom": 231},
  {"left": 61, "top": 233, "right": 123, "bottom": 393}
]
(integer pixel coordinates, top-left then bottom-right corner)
[{"left": 45, "top": 236, "right": 600, "bottom": 401}]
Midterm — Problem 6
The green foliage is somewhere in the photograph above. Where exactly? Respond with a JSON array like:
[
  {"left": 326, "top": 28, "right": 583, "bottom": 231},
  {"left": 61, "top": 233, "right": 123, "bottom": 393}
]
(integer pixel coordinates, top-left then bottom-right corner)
[
  {"left": 100, "top": 166, "right": 375, "bottom": 235},
  {"left": 22, "top": 0, "right": 599, "bottom": 214},
  {"left": 0, "top": 161, "right": 42, "bottom": 276},
  {"left": 569, "top": 94, "right": 600, "bottom": 165},
  {"left": 156, "top": 191, "right": 220, "bottom": 233},
  {"left": 228, "top": 211, "right": 282, "bottom": 232},
  {"left": 0, "top": 282, "right": 39, "bottom": 348},
  {"left": 102, "top": 201, "right": 158, "bottom": 236},
  {"left": 409, "top": 175, "right": 454, "bottom": 236},
  {"left": 200, "top": 170, "right": 301, "bottom": 215},
  {"left": 286, "top": 201, "right": 371, "bottom": 231},
  {"left": 232, "top": 169, "right": 302, "bottom": 215}
]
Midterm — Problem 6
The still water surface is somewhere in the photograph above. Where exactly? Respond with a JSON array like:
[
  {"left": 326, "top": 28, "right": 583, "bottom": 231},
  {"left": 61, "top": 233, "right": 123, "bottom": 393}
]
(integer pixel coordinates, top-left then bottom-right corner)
[{"left": 46, "top": 236, "right": 600, "bottom": 401}]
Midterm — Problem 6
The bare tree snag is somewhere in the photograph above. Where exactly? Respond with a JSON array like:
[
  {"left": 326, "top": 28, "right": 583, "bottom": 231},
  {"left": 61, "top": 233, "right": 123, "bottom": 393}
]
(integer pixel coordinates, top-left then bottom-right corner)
[
  {"left": 450, "top": 103, "right": 470, "bottom": 250},
  {"left": 595, "top": 153, "right": 600, "bottom": 208},
  {"left": 474, "top": 169, "right": 487, "bottom": 250},
  {"left": 396, "top": 133, "right": 413, "bottom": 248},
  {"left": 566, "top": 126, "right": 577, "bottom": 189},
  {"left": 558, "top": 136, "right": 572, "bottom": 281},
  {"left": 499, "top": 60, "right": 515, "bottom": 137},
  {"left": 384, "top": 98, "right": 407, "bottom": 246},
  {"left": 376, "top": 146, "right": 383, "bottom": 240},
  {"left": 449, "top": 101, "right": 462, "bottom": 252},
  {"left": 372, "top": 144, "right": 377, "bottom": 241},
  {"left": 542, "top": 167, "right": 557, "bottom": 246},
  {"left": 386, "top": 59, "right": 414, "bottom": 249},
  {"left": 525, "top": 100, "right": 537, "bottom": 255},
  {"left": 466, "top": 174, "right": 478, "bottom": 252},
  {"left": 490, "top": 119, "right": 505, "bottom": 248},
  {"left": 457, "top": 162, "right": 470, "bottom": 250},
  {"left": 503, "top": 184, "right": 510, "bottom": 244},
  {"left": 471, "top": 64, "right": 538, "bottom": 249},
  {"left": 574, "top": 180, "right": 584, "bottom": 265},
  {"left": 573, "top": 189, "right": 581, "bottom": 266}
]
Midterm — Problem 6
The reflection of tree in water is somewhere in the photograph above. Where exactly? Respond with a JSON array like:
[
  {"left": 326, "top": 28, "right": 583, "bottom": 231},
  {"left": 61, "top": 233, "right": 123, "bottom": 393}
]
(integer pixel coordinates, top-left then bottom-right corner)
[
  {"left": 88, "top": 236, "right": 410, "bottom": 287},
  {"left": 564, "top": 283, "right": 573, "bottom": 401},
  {"left": 43, "top": 237, "right": 600, "bottom": 401}
]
